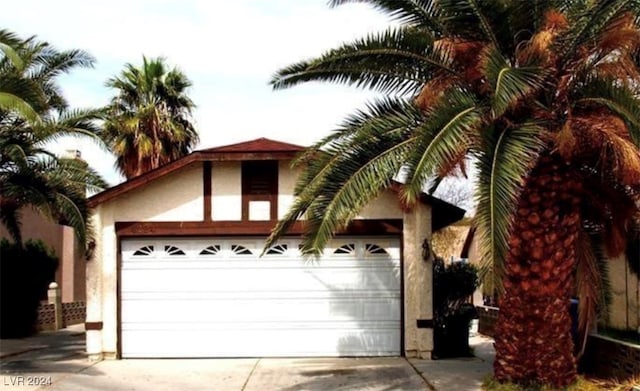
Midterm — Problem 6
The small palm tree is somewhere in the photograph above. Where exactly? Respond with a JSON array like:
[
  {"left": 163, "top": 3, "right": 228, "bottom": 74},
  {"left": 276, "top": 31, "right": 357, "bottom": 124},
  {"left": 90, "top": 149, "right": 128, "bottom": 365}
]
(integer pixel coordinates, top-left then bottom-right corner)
[
  {"left": 0, "top": 30, "right": 106, "bottom": 248},
  {"left": 268, "top": 0, "right": 640, "bottom": 387},
  {"left": 103, "top": 56, "right": 198, "bottom": 179}
]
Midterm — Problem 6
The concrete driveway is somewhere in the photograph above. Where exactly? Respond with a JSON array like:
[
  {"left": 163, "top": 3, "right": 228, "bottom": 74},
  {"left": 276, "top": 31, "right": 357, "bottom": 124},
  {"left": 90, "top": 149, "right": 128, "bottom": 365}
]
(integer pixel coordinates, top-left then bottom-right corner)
[
  {"left": 1, "top": 327, "right": 427, "bottom": 391},
  {"left": 1, "top": 325, "right": 493, "bottom": 390},
  {"left": 42, "top": 357, "right": 427, "bottom": 391}
]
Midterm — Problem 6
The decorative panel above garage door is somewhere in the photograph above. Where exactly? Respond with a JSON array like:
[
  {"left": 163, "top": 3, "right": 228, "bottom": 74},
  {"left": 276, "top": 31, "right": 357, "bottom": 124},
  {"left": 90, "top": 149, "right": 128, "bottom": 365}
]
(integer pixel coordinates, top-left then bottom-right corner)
[{"left": 120, "top": 237, "right": 401, "bottom": 358}]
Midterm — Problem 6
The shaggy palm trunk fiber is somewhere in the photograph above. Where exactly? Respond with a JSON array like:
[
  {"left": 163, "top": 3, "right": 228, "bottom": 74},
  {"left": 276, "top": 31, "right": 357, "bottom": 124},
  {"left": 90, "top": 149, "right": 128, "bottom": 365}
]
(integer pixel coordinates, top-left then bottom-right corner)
[{"left": 494, "top": 155, "right": 582, "bottom": 387}]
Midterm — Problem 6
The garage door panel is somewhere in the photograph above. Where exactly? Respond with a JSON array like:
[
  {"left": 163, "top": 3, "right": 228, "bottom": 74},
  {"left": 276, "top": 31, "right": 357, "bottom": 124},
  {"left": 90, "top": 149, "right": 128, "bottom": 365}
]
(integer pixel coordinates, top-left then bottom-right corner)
[
  {"left": 122, "top": 266, "right": 399, "bottom": 293},
  {"left": 121, "top": 237, "right": 401, "bottom": 357},
  {"left": 122, "top": 297, "right": 401, "bottom": 323},
  {"left": 122, "top": 327, "right": 400, "bottom": 358}
]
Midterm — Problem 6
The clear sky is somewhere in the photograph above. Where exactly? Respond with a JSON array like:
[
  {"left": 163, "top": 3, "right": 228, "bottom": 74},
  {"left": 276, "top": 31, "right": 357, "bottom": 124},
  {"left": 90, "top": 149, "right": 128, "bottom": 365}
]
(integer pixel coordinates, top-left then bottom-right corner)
[{"left": 1, "top": 0, "right": 392, "bottom": 185}]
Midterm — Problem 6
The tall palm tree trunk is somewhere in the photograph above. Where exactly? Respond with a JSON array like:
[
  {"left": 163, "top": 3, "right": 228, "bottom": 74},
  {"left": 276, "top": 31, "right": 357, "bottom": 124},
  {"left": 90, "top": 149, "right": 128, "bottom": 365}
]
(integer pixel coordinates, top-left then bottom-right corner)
[{"left": 494, "top": 155, "right": 582, "bottom": 387}]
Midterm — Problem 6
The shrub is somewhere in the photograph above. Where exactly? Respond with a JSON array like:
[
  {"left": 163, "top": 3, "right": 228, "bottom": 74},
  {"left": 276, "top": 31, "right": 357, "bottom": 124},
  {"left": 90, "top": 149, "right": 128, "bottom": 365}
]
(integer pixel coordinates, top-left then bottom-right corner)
[
  {"left": 433, "top": 256, "right": 479, "bottom": 358},
  {"left": 0, "top": 239, "right": 58, "bottom": 338}
]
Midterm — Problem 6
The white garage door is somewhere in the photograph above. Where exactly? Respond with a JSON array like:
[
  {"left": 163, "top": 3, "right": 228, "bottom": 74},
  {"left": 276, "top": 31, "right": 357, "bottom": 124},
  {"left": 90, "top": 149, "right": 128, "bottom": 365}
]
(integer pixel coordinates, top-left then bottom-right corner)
[{"left": 121, "top": 236, "right": 401, "bottom": 358}]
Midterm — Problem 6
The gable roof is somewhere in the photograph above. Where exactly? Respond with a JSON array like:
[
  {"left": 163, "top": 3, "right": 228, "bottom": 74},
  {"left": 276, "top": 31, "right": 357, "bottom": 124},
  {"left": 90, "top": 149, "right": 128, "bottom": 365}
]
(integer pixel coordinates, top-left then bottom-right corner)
[
  {"left": 88, "top": 138, "right": 305, "bottom": 207},
  {"left": 200, "top": 138, "right": 306, "bottom": 153},
  {"left": 88, "top": 137, "right": 467, "bottom": 231}
]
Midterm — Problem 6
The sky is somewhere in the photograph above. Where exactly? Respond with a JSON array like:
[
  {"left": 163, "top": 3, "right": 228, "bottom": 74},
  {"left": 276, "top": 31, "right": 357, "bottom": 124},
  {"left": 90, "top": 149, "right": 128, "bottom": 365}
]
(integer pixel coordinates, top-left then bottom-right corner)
[{"left": 1, "top": 0, "right": 392, "bottom": 185}]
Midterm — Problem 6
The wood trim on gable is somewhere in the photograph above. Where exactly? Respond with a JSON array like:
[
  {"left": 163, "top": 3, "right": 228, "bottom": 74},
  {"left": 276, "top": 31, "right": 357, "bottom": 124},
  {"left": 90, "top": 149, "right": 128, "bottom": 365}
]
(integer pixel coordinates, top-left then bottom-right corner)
[
  {"left": 203, "top": 161, "right": 212, "bottom": 221},
  {"left": 88, "top": 151, "right": 299, "bottom": 208},
  {"left": 114, "top": 219, "right": 402, "bottom": 237},
  {"left": 88, "top": 154, "right": 199, "bottom": 207}
]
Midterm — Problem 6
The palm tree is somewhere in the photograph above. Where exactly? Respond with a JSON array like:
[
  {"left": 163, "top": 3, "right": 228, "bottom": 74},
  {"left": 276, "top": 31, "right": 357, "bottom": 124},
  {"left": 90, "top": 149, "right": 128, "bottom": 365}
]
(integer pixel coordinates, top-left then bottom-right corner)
[
  {"left": 0, "top": 29, "right": 39, "bottom": 123},
  {"left": 103, "top": 56, "right": 198, "bottom": 179},
  {"left": 0, "top": 30, "right": 106, "bottom": 248},
  {"left": 268, "top": 0, "right": 640, "bottom": 387}
]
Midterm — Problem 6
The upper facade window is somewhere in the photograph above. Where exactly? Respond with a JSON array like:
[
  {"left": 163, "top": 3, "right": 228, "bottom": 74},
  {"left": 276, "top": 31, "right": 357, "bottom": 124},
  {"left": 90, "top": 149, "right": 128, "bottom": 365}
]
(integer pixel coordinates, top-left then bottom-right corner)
[{"left": 242, "top": 160, "right": 278, "bottom": 221}]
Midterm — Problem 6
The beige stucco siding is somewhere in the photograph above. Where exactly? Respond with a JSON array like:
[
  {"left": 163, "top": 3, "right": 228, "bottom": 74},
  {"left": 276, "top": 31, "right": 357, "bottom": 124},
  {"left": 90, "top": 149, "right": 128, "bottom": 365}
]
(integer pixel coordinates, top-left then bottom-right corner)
[
  {"left": 212, "top": 162, "right": 242, "bottom": 221},
  {"left": 278, "top": 160, "right": 299, "bottom": 220},
  {"left": 111, "top": 163, "right": 203, "bottom": 222},
  {"left": 403, "top": 203, "right": 434, "bottom": 358},
  {"left": 358, "top": 191, "right": 404, "bottom": 219}
]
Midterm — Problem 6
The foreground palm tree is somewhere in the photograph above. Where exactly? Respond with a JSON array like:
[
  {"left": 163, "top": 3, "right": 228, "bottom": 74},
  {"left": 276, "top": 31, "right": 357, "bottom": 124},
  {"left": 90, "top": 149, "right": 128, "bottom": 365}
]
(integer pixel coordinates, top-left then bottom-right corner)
[
  {"left": 103, "top": 56, "right": 198, "bottom": 179},
  {"left": 268, "top": 0, "right": 640, "bottom": 387},
  {"left": 0, "top": 30, "right": 106, "bottom": 248}
]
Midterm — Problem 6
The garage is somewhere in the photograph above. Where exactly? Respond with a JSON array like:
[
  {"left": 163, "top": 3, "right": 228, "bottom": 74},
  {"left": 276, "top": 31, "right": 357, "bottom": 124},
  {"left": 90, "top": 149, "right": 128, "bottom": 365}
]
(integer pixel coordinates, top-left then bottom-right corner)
[
  {"left": 120, "top": 236, "right": 401, "bottom": 358},
  {"left": 86, "top": 138, "right": 465, "bottom": 360}
]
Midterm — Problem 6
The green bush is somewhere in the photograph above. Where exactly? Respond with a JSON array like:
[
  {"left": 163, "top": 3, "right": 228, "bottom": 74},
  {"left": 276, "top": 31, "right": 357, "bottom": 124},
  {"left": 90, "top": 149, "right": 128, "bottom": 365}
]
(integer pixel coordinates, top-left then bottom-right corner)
[
  {"left": 0, "top": 239, "right": 58, "bottom": 338},
  {"left": 433, "top": 257, "right": 479, "bottom": 358}
]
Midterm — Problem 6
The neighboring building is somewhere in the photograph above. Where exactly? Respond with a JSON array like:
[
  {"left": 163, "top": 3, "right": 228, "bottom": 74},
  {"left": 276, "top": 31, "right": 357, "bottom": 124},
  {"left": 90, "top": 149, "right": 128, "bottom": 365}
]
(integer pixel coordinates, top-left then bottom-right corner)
[
  {"left": 607, "top": 254, "right": 640, "bottom": 332},
  {"left": 85, "top": 138, "right": 465, "bottom": 360},
  {"left": 431, "top": 222, "right": 472, "bottom": 262},
  {"left": 0, "top": 149, "right": 87, "bottom": 304},
  {"left": 461, "top": 226, "right": 640, "bottom": 331}
]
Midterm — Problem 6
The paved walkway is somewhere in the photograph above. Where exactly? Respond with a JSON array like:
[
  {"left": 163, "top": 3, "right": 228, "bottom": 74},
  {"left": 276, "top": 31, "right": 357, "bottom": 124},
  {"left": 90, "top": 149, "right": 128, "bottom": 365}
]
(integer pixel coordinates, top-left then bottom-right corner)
[{"left": 0, "top": 326, "right": 494, "bottom": 390}]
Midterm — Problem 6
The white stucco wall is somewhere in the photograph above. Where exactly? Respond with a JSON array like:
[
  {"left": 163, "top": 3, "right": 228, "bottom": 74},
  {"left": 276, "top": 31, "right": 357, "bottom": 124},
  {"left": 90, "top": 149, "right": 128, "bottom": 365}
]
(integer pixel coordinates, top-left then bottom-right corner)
[
  {"left": 358, "top": 191, "right": 404, "bottom": 219},
  {"left": 211, "top": 162, "right": 242, "bottom": 221},
  {"left": 111, "top": 163, "right": 203, "bottom": 222},
  {"left": 278, "top": 160, "right": 299, "bottom": 219}
]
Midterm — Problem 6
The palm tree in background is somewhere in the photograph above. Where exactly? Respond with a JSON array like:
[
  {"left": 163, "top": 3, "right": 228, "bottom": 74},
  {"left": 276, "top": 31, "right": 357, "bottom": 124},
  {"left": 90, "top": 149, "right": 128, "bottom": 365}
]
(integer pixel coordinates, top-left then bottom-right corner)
[
  {"left": 267, "top": 0, "right": 640, "bottom": 387},
  {"left": 0, "top": 29, "right": 107, "bottom": 249},
  {"left": 103, "top": 56, "right": 198, "bottom": 179}
]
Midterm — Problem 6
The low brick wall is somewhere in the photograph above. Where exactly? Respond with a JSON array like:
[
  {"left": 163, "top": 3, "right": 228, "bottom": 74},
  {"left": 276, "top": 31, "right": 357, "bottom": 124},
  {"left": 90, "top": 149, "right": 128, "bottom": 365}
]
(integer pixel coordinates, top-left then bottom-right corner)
[
  {"left": 476, "top": 306, "right": 499, "bottom": 338},
  {"left": 37, "top": 301, "right": 85, "bottom": 330},
  {"left": 582, "top": 334, "right": 640, "bottom": 381}
]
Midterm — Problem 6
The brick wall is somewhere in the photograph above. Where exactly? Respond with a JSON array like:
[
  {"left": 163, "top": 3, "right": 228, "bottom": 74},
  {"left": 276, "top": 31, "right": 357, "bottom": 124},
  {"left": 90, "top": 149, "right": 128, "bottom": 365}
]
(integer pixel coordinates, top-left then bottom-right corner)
[
  {"left": 582, "top": 334, "right": 640, "bottom": 381},
  {"left": 37, "top": 301, "right": 85, "bottom": 330},
  {"left": 476, "top": 306, "right": 499, "bottom": 338}
]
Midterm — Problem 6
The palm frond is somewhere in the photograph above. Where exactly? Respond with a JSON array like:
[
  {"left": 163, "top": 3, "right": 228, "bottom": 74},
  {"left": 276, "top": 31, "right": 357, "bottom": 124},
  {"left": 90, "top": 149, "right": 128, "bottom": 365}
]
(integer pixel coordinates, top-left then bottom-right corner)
[
  {"left": 575, "top": 229, "right": 611, "bottom": 357},
  {"left": 560, "top": 0, "right": 632, "bottom": 62},
  {"left": 35, "top": 108, "right": 105, "bottom": 149},
  {"left": 271, "top": 26, "right": 455, "bottom": 95},
  {"left": 572, "top": 77, "right": 640, "bottom": 147},
  {"left": 266, "top": 98, "right": 422, "bottom": 253},
  {"left": 291, "top": 97, "right": 421, "bottom": 193},
  {"left": 481, "top": 45, "right": 547, "bottom": 118},
  {"left": 0, "top": 92, "right": 40, "bottom": 123},
  {"left": 0, "top": 29, "right": 24, "bottom": 71},
  {"left": 474, "top": 123, "right": 546, "bottom": 294},
  {"left": 401, "top": 88, "right": 479, "bottom": 204}
]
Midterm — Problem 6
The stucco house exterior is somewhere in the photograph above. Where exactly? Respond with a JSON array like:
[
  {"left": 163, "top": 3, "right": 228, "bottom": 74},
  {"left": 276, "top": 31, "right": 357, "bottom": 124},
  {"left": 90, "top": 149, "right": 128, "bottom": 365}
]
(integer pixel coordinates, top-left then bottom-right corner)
[{"left": 85, "top": 138, "right": 464, "bottom": 360}]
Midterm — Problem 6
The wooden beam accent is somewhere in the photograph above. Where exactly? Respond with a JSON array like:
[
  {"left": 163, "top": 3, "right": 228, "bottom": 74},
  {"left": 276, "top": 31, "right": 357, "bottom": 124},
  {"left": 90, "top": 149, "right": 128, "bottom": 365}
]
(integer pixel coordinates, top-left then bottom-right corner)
[
  {"left": 85, "top": 321, "right": 103, "bottom": 330},
  {"left": 203, "top": 151, "right": 300, "bottom": 161},
  {"left": 114, "top": 219, "right": 402, "bottom": 237},
  {"left": 203, "top": 161, "right": 212, "bottom": 221}
]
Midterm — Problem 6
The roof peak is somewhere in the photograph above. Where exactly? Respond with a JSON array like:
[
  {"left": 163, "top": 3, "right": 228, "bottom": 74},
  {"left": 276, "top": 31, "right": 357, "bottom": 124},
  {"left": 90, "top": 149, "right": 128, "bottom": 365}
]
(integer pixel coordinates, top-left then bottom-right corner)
[{"left": 199, "top": 137, "right": 306, "bottom": 153}]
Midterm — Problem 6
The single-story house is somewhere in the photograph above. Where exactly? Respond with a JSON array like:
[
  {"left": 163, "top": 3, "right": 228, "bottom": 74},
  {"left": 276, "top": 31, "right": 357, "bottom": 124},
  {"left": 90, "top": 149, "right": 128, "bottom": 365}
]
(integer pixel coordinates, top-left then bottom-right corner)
[{"left": 85, "top": 138, "right": 465, "bottom": 360}]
